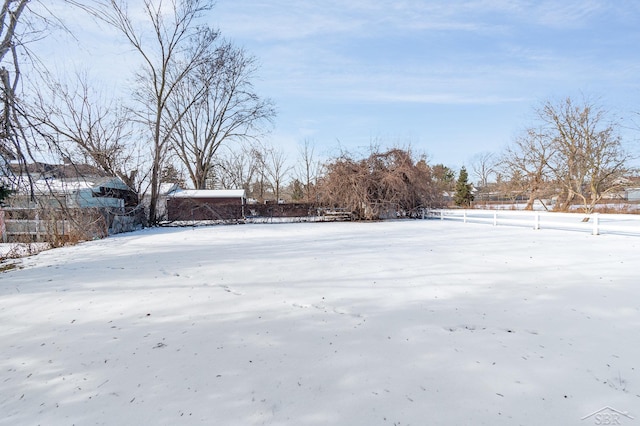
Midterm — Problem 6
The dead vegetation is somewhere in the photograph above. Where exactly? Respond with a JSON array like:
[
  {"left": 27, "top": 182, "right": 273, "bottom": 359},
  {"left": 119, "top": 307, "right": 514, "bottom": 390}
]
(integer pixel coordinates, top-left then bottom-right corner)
[{"left": 317, "top": 148, "right": 441, "bottom": 220}]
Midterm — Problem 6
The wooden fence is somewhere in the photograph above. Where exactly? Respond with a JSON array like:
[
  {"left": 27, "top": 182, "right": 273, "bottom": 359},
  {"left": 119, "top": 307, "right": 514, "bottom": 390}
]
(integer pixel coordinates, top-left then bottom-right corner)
[{"left": 1, "top": 207, "right": 143, "bottom": 243}]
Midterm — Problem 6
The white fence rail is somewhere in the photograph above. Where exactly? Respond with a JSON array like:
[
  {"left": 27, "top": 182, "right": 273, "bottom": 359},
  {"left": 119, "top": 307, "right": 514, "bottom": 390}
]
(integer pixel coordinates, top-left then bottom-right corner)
[{"left": 427, "top": 209, "right": 640, "bottom": 236}]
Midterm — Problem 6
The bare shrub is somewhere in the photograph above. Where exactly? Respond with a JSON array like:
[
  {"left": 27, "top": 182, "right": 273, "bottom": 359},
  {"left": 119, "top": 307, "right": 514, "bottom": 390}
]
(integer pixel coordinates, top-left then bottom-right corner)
[{"left": 317, "top": 148, "right": 439, "bottom": 220}]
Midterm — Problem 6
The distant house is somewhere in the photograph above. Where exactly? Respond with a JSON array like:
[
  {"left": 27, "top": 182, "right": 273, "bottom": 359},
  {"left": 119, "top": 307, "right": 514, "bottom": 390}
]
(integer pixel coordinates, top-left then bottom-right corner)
[
  {"left": 6, "top": 162, "right": 137, "bottom": 211},
  {"left": 63, "top": 177, "right": 138, "bottom": 210},
  {"left": 2, "top": 163, "right": 140, "bottom": 242},
  {"left": 166, "top": 189, "right": 246, "bottom": 222}
]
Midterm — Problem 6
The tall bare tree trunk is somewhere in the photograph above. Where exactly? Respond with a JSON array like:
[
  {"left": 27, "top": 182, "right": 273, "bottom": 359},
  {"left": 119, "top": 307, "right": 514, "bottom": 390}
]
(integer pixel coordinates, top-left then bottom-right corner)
[{"left": 89, "top": 0, "right": 218, "bottom": 224}]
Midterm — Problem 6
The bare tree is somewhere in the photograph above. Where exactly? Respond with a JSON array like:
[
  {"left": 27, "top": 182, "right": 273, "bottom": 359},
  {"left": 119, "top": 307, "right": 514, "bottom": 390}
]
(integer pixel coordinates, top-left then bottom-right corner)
[
  {"left": 500, "top": 127, "right": 555, "bottom": 210},
  {"left": 0, "top": 0, "right": 82, "bottom": 199},
  {"left": 86, "top": 0, "right": 219, "bottom": 223},
  {"left": 169, "top": 41, "right": 275, "bottom": 190},
  {"left": 0, "top": 0, "right": 29, "bottom": 138},
  {"left": 295, "top": 139, "right": 320, "bottom": 203},
  {"left": 29, "top": 72, "right": 143, "bottom": 191},
  {"left": 262, "top": 144, "right": 291, "bottom": 202},
  {"left": 494, "top": 168, "right": 528, "bottom": 204},
  {"left": 539, "top": 97, "right": 629, "bottom": 212},
  {"left": 215, "top": 143, "right": 258, "bottom": 193},
  {"left": 0, "top": 0, "right": 33, "bottom": 191},
  {"left": 500, "top": 97, "right": 630, "bottom": 213},
  {"left": 470, "top": 151, "right": 496, "bottom": 188},
  {"left": 247, "top": 146, "right": 267, "bottom": 201}
]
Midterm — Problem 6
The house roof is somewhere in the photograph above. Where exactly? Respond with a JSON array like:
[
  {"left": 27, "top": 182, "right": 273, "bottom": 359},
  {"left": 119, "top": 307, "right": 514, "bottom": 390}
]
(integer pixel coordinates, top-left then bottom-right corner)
[
  {"left": 159, "top": 182, "right": 180, "bottom": 196},
  {"left": 8, "top": 162, "right": 135, "bottom": 196},
  {"left": 93, "top": 177, "right": 133, "bottom": 192},
  {"left": 30, "top": 176, "right": 133, "bottom": 195},
  {"left": 169, "top": 189, "right": 246, "bottom": 199}
]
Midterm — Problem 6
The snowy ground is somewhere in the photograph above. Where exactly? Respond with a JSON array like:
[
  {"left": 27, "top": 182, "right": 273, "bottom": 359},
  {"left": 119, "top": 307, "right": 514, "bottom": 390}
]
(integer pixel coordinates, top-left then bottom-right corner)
[{"left": 1, "top": 220, "right": 639, "bottom": 426}]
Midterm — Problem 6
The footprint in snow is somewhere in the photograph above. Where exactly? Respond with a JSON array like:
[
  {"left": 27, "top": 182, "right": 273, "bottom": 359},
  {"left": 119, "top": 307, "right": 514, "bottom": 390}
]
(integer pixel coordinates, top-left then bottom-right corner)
[
  {"left": 445, "top": 325, "right": 485, "bottom": 333},
  {"left": 218, "top": 285, "right": 243, "bottom": 296}
]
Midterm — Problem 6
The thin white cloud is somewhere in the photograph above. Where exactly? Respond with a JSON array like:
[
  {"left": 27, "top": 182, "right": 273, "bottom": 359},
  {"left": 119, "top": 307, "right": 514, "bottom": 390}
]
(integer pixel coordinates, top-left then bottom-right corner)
[
  {"left": 214, "top": 0, "right": 506, "bottom": 42},
  {"left": 527, "top": 1, "right": 605, "bottom": 28},
  {"left": 215, "top": 0, "right": 619, "bottom": 43},
  {"left": 24, "top": 0, "right": 640, "bottom": 164},
  {"left": 347, "top": 90, "right": 527, "bottom": 105},
  {"left": 229, "top": 0, "right": 636, "bottom": 106}
]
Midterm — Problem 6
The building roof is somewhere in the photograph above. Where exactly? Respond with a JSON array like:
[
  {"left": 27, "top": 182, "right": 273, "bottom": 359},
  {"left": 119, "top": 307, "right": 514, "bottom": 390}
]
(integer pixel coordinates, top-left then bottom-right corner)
[
  {"left": 93, "top": 177, "right": 133, "bottom": 192},
  {"left": 169, "top": 189, "right": 246, "bottom": 199},
  {"left": 159, "top": 183, "right": 180, "bottom": 196},
  {"left": 28, "top": 176, "right": 133, "bottom": 195}
]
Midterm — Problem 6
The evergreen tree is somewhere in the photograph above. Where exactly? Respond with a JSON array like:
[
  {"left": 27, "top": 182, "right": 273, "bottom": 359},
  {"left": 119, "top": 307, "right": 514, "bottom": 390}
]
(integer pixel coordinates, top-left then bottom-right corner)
[
  {"left": 161, "top": 164, "right": 187, "bottom": 188},
  {"left": 454, "top": 166, "right": 474, "bottom": 207},
  {"left": 432, "top": 163, "right": 456, "bottom": 195},
  {"left": 0, "top": 184, "right": 13, "bottom": 205},
  {"left": 291, "top": 179, "right": 304, "bottom": 201}
]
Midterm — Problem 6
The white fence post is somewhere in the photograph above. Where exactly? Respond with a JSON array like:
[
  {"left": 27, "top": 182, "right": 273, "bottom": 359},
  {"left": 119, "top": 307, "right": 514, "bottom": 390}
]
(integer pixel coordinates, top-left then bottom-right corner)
[
  {"left": 440, "top": 210, "right": 444, "bottom": 220},
  {"left": 463, "top": 210, "right": 467, "bottom": 223},
  {"left": 592, "top": 213, "right": 599, "bottom": 235},
  {"left": 493, "top": 212, "right": 497, "bottom": 226},
  {"left": 534, "top": 213, "right": 540, "bottom": 230}
]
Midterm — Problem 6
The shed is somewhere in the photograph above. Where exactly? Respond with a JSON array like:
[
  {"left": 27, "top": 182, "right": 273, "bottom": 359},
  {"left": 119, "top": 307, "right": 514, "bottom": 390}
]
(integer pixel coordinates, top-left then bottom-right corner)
[{"left": 166, "top": 189, "right": 246, "bottom": 221}]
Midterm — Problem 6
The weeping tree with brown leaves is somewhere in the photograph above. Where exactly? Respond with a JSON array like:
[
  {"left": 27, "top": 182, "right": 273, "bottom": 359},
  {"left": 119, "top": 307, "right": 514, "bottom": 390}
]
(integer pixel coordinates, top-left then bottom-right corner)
[{"left": 317, "top": 148, "right": 438, "bottom": 220}]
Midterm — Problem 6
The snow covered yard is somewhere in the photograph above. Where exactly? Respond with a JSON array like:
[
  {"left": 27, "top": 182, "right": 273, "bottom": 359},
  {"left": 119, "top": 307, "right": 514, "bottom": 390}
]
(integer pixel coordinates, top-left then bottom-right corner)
[{"left": 1, "top": 220, "right": 639, "bottom": 425}]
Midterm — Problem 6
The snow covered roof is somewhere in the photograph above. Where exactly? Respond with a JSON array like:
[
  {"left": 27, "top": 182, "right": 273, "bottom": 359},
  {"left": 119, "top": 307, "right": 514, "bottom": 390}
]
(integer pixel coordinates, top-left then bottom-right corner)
[
  {"left": 159, "top": 183, "right": 180, "bottom": 196},
  {"left": 169, "top": 189, "right": 246, "bottom": 199},
  {"left": 32, "top": 179, "right": 92, "bottom": 193},
  {"left": 92, "top": 177, "right": 133, "bottom": 192},
  {"left": 30, "top": 177, "right": 132, "bottom": 194}
]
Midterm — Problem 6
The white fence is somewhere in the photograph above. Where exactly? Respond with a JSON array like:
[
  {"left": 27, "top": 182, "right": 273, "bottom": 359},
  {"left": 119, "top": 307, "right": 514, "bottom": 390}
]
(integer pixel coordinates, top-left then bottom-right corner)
[{"left": 427, "top": 209, "right": 640, "bottom": 236}]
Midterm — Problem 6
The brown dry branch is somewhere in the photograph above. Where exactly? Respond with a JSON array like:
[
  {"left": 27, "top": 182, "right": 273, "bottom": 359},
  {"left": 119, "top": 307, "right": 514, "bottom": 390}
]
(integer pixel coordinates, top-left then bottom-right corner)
[{"left": 317, "top": 148, "right": 439, "bottom": 220}]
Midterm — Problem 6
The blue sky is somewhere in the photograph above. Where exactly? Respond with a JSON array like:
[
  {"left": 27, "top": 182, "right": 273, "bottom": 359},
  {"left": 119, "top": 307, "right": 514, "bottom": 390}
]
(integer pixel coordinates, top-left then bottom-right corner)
[
  {"left": 37, "top": 1, "right": 640, "bottom": 171},
  {"left": 208, "top": 0, "right": 640, "bottom": 168}
]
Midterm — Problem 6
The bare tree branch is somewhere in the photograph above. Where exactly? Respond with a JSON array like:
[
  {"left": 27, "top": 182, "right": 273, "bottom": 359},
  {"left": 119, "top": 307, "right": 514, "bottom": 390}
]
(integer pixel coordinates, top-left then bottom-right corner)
[
  {"left": 84, "top": 0, "right": 218, "bottom": 223},
  {"left": 169, "top": 41, "right": 275, "bottom": 189}
]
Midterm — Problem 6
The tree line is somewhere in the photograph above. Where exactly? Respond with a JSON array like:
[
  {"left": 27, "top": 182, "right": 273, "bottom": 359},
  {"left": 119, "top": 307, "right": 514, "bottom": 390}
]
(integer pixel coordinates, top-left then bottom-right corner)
[{"left": 0, "top": 1, "right": 636, "bottom": 227}]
